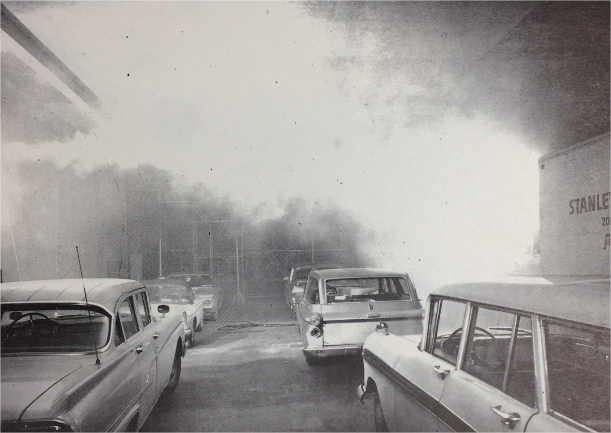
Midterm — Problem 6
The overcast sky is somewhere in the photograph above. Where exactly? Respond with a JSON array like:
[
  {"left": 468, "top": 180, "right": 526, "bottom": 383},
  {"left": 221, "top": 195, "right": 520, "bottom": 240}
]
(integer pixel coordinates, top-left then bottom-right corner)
[{"left": 8, "top": 1, "right": 594, "bottom": 292}]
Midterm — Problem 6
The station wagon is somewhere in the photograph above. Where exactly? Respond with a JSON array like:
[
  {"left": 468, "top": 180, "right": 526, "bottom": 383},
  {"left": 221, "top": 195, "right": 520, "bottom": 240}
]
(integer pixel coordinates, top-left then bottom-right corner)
[
  {"left": 297, "top": 268, "right": 423, "bottom": 364},
  {"left": 357, "top": 276, "right": 610, "bottom": 432}
]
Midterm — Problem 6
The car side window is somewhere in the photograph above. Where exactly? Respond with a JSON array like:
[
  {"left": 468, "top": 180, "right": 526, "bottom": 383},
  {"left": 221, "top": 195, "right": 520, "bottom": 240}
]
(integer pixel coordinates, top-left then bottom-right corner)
[
  {"left": 304, "top": 277, "right": 319, "bottom": 304},
  {"left": 430, "top": 299, "right": 466, "bottom": 365},
  {"left": 114, "top": 313, "right": 125, "bottom": 346},
  {"left": 543, "top": 318, "right": 610, "bottom": 431},
  {"left": 135, "top": 292, "right": 151, "bottom": 328},
  {"left": 118, "top": 297, "right": 140, "bottom": 340},
  {"left": 463, "top": 307, "right": 536, "bottom": 407}
]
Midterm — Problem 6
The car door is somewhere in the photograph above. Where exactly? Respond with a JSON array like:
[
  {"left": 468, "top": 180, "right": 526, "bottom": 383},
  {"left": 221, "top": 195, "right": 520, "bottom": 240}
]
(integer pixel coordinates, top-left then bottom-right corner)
[
  {"left": 439, "top": 305, "right": 539, "bottom": 432},
  {"left": 133, "top": 291, "right": 159, "bottom": 419},
  {"left": 151, "top": 299, "right": 180, "bottom": 395},
  {"left": 392, "top": 297, "right": 467, "bottom": 431},
  {"left": 80, "top": 295, "right": 152, "bottom": 430},
  {"left": 320, "top": 276, "right": 422, "bottom": 347}
]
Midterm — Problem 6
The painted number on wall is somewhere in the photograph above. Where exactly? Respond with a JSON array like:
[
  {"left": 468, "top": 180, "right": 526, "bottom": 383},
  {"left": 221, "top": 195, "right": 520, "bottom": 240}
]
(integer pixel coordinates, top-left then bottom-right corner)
[{"left": 603, "top": 217, "right": 610, "bottom": 226}]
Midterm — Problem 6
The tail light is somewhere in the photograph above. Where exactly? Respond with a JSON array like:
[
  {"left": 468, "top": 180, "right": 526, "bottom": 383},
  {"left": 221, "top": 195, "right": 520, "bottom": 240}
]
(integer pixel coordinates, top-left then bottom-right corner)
[{"left": 303, "top": 313, "right": 322, "bottom": 326}]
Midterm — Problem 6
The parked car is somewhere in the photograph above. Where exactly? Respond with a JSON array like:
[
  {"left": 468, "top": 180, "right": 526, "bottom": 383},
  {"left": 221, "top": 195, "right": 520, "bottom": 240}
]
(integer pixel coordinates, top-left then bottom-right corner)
[
  {"left": 357, "top": 276, "right": 610, "bottom": 432},
  {"left": 144, "top": 280, "right": 204, "bottom": 348},
  {"left": 0, "top": 278, "right": 186, "bottom": 432},
  {"left": 297, "top": 268, "right": 423, "bottom": 365},
  {"left": 165, "top": 273, "right": 223, "bottom": 321},
  {"left": 284, "top": 263, "right": 343, "bottom": 319}
]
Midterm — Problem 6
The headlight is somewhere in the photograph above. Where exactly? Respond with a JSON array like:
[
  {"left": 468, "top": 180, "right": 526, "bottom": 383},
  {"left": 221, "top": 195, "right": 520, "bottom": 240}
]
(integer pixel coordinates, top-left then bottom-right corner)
[
  {"left": 182, "top": 313, "right": 188, "bottom": 325},
  {"left": 205, "top": 298, "right": 212, "bottom": 304},
  {"left": 303, "top": 313, "right": 322, "bottom": 326}
]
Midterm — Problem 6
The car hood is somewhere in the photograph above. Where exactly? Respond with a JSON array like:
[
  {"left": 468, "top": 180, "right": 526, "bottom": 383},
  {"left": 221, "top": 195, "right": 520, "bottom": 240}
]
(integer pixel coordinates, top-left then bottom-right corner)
[{"left": 1, "top": 357, "right": 83, "bottom": 421}]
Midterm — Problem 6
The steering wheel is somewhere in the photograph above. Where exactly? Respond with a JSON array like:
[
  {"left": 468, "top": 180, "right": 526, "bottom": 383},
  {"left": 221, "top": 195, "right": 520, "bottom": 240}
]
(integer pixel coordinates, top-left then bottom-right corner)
[
  {"left": 441, "top": 326, "right": 500, "bottom": 359},
  {"left": 7, "top": 312, "right": 60, "bottom": 336}
]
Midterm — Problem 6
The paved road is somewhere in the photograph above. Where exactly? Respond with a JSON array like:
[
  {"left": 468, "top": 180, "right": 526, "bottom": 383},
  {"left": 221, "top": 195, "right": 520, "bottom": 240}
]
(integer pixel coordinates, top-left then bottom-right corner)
[{"left": 141, "top": 295, "right": 375, "bottom": 432}]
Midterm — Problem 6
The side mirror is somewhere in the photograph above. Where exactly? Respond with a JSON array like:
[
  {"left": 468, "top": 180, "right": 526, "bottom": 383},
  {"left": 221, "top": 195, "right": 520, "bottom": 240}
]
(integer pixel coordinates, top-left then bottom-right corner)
[{"left": 158, "top": 305, "right": 170, "bottom": 314}]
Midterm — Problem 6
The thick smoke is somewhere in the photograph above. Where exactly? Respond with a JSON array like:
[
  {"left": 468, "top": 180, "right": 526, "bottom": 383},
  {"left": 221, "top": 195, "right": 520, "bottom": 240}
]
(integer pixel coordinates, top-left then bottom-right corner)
[
  {"left": 1, "top": 160, "right": 374, "bottom": 289},
  {"left": 303, "top": 2, "right": 610, "bottom": 153}
]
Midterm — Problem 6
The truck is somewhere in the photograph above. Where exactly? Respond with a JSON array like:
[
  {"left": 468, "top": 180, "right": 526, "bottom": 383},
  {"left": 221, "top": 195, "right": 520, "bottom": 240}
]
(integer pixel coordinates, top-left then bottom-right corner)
[{"left": 538, "top": 132, "right": 610, "bottom": 276}]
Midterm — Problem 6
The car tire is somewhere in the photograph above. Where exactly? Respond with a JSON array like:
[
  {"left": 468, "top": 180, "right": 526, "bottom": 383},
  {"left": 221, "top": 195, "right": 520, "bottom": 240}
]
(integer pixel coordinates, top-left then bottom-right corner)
[
  {"left": 126, "top": 415, "right": 139, "bottom": 432},
  {"left": 163, "top": 346, "right": 182, "bottom": 395},
  {"left": 305, "top": 355, "right": 320, "bottom": 366},
  {"left": 195, "top": 318, "right": 203, "bottom": 332},
  {"left": 188, "top": 331, "right": 195, "bottom": 348},
  {"left": 374, "top": 391, "right": 389, "bottom": 432}
]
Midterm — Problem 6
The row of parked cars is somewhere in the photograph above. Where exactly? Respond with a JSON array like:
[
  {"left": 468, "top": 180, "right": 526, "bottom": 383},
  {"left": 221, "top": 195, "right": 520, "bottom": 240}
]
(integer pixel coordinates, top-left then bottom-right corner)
[
  {"left": 286, "top": 264, "right": 610, "bottom": 432},
  {"left": 0, "top": 273, "right": 223, "bottom": 432}
]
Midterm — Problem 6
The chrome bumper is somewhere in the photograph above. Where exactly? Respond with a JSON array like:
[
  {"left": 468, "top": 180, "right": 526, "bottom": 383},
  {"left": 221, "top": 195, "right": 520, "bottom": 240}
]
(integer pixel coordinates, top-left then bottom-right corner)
[
  {"left": 357, "top": 383, "right": 367, "bottom": 402},
  {"left": 303, "top": 345, "right": 362, "bottom": 358}
]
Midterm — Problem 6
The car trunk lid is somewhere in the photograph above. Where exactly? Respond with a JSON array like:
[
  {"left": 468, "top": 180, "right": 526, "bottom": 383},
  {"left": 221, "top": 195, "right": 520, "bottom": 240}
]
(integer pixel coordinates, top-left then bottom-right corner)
[
  {"left": 1, "top": 357, "right": 82, "bottom": 421},
  {"left": 321, "top": 300, "right": 422, "bottom": 346}
]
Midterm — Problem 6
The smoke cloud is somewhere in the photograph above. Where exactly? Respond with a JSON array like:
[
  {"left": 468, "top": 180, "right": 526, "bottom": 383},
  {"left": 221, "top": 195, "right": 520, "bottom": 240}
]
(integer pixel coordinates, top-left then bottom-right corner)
[
  {"left": 1, "top": 160, "right": 374, "bottom": 289},
  {"left": 302, "top": 1, "right": 610, "bottom": 153}
]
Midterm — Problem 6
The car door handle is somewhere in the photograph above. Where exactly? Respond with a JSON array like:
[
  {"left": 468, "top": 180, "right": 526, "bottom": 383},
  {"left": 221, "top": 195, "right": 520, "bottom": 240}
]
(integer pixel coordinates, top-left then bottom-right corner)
[
  {"left": 152, "top": 333, "right": 160, "bottom": 339},
  {"left": 136, "top": 345, "right": 144, "bottom": 354},
  {"left": 367, "top": 313, "right": 381, "bottom": 318},
  {"left": 491, "top": 405, "right": 520, "bottom": 429},
  {"left": 432, "top": 365, "right": 451, "bottom": 379}
]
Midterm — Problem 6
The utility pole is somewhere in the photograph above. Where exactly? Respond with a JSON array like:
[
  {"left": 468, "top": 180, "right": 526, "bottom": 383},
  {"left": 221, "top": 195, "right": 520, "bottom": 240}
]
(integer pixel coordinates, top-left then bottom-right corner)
[{"left": 158, "top": 198, "right": 163, "bottom": 278}]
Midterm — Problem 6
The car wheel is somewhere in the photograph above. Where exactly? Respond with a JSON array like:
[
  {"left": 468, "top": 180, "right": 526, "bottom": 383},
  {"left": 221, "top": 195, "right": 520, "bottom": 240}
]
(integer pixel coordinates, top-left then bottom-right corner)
[
  {"left": 126, "top": 415, "right": 139, "bottom": 432},
  {"left": 188, "top": 331, "right": 195, "bottom": 348},
  {"left": 163, "top": 346, "right": 182, "bottom": 395},
  {"left": 305, "top": 355, "right": 320, "bottom": 366},
  {"left": 195, "top": 318, "right": 203, "bottom": 332},
  {"left": 374, "top": 391, "right": 389, "bottom": 432}
]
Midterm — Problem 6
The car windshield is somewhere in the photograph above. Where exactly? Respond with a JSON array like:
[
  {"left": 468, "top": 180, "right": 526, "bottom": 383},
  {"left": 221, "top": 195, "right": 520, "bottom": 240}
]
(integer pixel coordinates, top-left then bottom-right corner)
[
  {"left": 147, "top": 285, "right": 192, "bottom": 304},
  {"left": 293, "top": 268, "right": 312, "bottom": 281},
  {"left": 1, "top": 303, "right": 111, "bottom": 354},
  {"left": 166, "top": 274, "right": 213, "bottom": 288},
  {"left": 192, "top": 287, "right": 216, "bottom": 297}
]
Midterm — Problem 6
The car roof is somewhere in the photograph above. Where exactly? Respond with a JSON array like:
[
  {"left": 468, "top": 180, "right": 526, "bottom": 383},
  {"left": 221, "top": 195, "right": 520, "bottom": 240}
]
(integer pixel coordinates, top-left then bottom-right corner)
[
  {"left": 0, "top": 279, "right": 143, "bottom": 311},
  {"left": 311, "top": 268, "right": 408, "bottom": 279},
  {"left": 142, "top": 280, "right": 189, "bottom": 290},
  {"left": 291, "top": 263, "right": 343, "bottom": 270},
  {"left": 165, "top": 273, "right": 210, "bottom": 277},
  {"left": 433, "top": 276, "right": 610, "bottom": 328}
]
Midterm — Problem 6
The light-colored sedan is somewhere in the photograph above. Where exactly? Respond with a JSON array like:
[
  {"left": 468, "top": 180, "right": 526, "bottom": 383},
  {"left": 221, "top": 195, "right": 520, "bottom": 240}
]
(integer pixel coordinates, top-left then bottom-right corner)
[
  {"left": 1, "top": 279, "right": 186, "bottom": 432},
  {"left": 166, "top": 273, "right": 223, "bottom": 321},
  {"left": 357, "top": 276, "right": 610, "bottom": 432},
  {"left": 144, "top": 280, "right": 204, "bottom": 348},
  {"left": 297, "top": 268, "right": 423, "bottom": 364},
  {"left": 284, "top": 263, "right": 343, "bottom": 319}
]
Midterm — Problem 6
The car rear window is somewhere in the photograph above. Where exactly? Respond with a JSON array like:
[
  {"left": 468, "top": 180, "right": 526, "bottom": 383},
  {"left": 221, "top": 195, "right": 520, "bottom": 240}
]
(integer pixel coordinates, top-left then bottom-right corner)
[
  {"left": 1, "top": 303, "right": 111, "bottom": 354},
  {"left": 325, "top": 277, "right": 411, "bottom": 303}
]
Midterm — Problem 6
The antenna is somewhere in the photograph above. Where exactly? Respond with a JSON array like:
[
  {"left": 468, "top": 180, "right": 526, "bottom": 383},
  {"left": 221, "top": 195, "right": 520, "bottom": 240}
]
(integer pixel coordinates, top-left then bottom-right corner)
[{"left": 76, "top": 246, "right": 101, "bottom": 366}]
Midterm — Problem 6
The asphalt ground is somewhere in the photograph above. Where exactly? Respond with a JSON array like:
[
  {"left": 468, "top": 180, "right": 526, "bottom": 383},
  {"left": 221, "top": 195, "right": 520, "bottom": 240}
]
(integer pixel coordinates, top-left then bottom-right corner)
[{"left": 141, "top": 295, "right": 375, "bottom": 432}]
